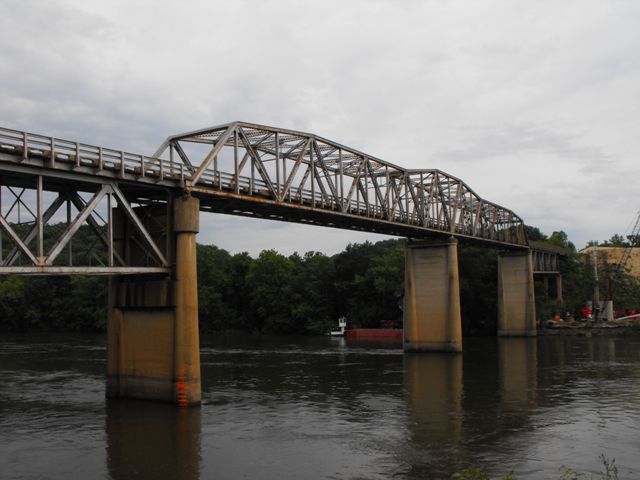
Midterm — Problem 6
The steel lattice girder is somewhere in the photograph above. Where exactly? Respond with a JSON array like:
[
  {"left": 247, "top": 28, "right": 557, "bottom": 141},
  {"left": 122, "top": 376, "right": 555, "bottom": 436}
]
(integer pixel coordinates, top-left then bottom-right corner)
[
  {"left": 0, "top": 122, "right": 528, "bottom": 249},
  {"left": 0, "top": 172, "right": 170, "bottom": 275},
  {"left": 155, "top": 122, "right": 527, "bottom": 247}
]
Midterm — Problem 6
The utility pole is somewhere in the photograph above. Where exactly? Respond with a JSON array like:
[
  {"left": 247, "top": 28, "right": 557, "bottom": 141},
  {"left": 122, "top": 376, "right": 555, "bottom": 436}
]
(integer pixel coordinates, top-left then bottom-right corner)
[{"left": 592, "top": 242, "right": 600, "bottom": 322}]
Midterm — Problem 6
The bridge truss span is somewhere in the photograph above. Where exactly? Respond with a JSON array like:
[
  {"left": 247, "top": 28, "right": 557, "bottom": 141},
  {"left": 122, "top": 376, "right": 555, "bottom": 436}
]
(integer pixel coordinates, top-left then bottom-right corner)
[
  {"left": 154, "top": 122, "right": 527, "bottom": 247},
  {"left": 0, "top": 122, "right": 528, "bottom": 266}
]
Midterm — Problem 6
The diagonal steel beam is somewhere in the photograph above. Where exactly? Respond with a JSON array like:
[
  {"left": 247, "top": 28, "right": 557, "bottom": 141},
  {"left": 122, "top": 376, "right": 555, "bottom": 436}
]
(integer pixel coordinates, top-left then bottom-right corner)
[
  {"left": 282, "top": 138, "right": 311, "bottom": 201},
  {"left": 0, "top": 215, "right": 39, "bottom": 266},
  {"left": 312, "top": 140, "right": 339, "bottom": 207},
  {"left": 110, "top": 184, "right": 168, "bottom": 267},
  {"left": 238, "top": 129, "right": 278, "bottom": 199},
  {"left": 368, "top": 162, "right": 386, "bottom": 217},
  {"left": 45, "top": 185, "right": 110, "bottom": 265},
  {"left": 6, "top": 186, "right": 36, "bottom": 220},
  {"left": 172, "top": 142, "right": 195, "bottom": 172},
  {"left": 407, "top": 180, "right": 425, "bottom": 225},
  {"left": 5, "top": 193, "right": 66, "bottom": 266},
  {"left": 67, "top": 191, "right": 126, "bottom": 267},
  {"left": 236, "top": 131, "right": 276, "bottom": 177},
  {"left": 190, "top": 125, "right": 236, "bottom": 185},
  {"left": 344, "top": 158, "right": 365, "bottom": 210}
]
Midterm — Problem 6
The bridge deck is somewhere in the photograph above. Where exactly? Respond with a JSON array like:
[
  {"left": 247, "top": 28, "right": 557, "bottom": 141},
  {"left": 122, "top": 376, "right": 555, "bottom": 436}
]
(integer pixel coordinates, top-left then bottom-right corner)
[{"left": 0, "top": 124, "right": 528, "bottom": 249}]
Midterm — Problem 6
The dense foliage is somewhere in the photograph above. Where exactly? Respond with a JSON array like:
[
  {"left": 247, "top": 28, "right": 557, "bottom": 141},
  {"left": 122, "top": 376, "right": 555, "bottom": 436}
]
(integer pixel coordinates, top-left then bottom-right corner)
[{"left": 1, "top": 224, "right": 638, "bottom": 333}]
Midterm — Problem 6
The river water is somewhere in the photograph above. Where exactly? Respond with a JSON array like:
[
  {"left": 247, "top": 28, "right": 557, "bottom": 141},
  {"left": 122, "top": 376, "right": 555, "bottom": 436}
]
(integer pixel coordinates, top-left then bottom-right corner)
[{"left": 1, "top": 334, "right": 639, "bottom": 479}]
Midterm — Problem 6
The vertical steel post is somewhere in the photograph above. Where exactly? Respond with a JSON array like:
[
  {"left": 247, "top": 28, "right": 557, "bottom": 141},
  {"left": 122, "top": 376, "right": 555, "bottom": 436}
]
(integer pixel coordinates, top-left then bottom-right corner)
[
  {"left": 22, "top": 132, "right": 28, "bottom": 161},
  {"left": 234, "top": 131, "right": 239, "bottom": 194},
  {"left": 420, "top": 171, "right": 425, "bottom": 226},
  {"left": 49, "top": 137, "right": 55, "bottom": 167},
  {"left": 282, "top": 137, "right": 287, "bottom": 197},
  {"left": 339, "top": 149, "right": 343, "bottom": 210},
  {"left": 36, "top": 176, "right": 43, "bottom": 263},
  {"left": 67, "top": 196, "right": 73, "bottom": 266},
  {"left": 250, "top": 155, "right": 255, "bottom": 194},
  {"left": 107, "top": 192, "right": 113, "bottom": 267},
  {"left": 405, "top": 174, "right": 410, "bottom": 223},
  {"left": 275, "top": 132, "right": 280, "bottom": 198},
  {"left": 0, "top": 182, "right": 3, "bottom": 263},
  {"left": 169, "top": 144, "right": 175, "bottom": 178},
  {"left": 310, "top": 145, "right": 315, "bottom": 207}
]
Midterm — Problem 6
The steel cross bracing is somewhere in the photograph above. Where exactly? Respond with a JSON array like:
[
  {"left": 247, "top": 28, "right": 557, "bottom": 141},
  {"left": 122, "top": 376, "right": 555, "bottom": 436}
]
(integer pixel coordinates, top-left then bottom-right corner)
[
  {"left": 154, "top": 122, "right": 527, "bottom": 246},
  {"left": 0, "top": 122, "right": 527, "bottom": 274}
]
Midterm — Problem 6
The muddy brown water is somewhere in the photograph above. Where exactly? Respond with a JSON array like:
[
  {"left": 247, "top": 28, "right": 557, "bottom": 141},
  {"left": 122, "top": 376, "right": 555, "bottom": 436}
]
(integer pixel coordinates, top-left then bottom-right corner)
[{"left": 1, "top": 333, "right": 639, "bottom": 479}]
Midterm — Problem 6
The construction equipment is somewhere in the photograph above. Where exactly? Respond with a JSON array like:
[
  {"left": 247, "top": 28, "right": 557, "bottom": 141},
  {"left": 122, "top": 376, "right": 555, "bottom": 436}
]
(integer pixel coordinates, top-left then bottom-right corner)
[{"left": 602, "top": 211, "right": 640, "bottom": 320}]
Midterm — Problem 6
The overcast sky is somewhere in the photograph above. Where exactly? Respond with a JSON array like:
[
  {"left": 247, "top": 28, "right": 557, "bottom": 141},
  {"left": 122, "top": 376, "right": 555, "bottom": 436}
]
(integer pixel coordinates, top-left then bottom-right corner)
[{"left": 1, "top": 0, "right": 638, "bottom": 255}]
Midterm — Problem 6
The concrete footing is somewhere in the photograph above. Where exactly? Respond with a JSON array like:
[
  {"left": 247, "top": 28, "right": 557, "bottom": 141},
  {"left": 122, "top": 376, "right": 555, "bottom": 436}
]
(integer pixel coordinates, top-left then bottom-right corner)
[
  {"left": 107, "top": 195, "right": 201, "bottom": 406},
  {"left": 403, "top": 238, "right": 462, "bottom": 353},
  {"left": 498, "top": 250, "right": 536, "bottom": 337}
]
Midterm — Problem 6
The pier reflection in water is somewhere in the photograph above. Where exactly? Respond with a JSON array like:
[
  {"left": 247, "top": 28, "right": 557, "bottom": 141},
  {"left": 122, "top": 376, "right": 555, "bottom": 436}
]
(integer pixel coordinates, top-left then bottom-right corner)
[
  {"left": 498, "top": 338, "right": 538, "bottom": 425},
  {"left": 404, "top": 353, "right": 464, "bottom": 477},
  {"left": 106, "top": 400, "right": 201, "bottom": 480}
]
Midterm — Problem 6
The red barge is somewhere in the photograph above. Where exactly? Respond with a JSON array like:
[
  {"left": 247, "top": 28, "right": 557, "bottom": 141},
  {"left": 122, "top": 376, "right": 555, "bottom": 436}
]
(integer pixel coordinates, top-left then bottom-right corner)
[{"left": 345, "top": 328, "right": 403, "bottom": 341}]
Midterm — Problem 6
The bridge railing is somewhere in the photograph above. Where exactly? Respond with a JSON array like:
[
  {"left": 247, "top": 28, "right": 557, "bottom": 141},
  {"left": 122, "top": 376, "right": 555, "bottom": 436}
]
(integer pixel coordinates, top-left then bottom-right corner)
[{"left": 0, "top": 127, "right": 186, "bottom": 183}]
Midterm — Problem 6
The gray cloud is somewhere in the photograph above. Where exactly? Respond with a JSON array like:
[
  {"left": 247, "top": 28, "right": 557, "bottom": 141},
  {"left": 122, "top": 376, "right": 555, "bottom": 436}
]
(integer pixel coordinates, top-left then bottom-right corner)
[{"left": 1, "top": 0, "right": 639, "bottom": 252}]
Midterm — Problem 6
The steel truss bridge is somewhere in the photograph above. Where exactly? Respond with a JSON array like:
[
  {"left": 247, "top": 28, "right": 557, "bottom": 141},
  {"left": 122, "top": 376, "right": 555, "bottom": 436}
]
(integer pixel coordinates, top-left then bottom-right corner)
[{"left": 0, "top": 122, "right": 533, "bottom": 276}]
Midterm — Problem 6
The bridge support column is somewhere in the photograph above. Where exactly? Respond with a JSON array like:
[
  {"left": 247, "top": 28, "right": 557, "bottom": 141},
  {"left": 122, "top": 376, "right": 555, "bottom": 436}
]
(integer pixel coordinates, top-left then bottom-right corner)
[
  {"left": 554, "top": 274, "right": 564, "bottom": 309},
  {"left": 107, "top": 195, "right": 201, "bottom": 406},
  {"left": 403, "top": 238, "right": 462, "bottom": 353},
  {"left": 498, "top": 250, "right": 536, "bottom": 336}
]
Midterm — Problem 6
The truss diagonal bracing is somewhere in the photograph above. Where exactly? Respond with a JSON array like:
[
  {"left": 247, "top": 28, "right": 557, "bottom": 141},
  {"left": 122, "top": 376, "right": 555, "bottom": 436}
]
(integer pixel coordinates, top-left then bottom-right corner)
[
  {"left": 154, "top": 122, "right": 527, "bottom": 246},
  {"left": 0, "top": 121, "right": 528, "bottom": 277},
  {"left": 0, "top": 173, "right": 170, "bottom": 275}
]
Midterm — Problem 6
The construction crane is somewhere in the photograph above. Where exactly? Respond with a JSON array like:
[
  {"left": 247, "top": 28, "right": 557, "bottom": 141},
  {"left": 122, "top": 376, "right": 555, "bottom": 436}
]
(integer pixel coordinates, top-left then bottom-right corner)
[
  {"left": 602, "top": 211, "right": 640, "bottom": 320},
  {"left": 614, "top": 212, "right": 640, "bottom": 276}
]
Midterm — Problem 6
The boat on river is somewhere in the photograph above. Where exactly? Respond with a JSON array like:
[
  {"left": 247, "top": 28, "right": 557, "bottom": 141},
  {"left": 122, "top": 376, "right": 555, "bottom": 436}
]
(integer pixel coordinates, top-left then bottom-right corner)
[{"left": 327, "top": 317, "right": 347, "bottom": 336}]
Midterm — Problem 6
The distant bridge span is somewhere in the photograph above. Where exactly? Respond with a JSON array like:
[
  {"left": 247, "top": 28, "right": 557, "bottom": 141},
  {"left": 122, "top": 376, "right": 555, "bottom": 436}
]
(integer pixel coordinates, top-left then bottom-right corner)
[{"left": 0, "top": 122, "right": 549, "bottom": 407}]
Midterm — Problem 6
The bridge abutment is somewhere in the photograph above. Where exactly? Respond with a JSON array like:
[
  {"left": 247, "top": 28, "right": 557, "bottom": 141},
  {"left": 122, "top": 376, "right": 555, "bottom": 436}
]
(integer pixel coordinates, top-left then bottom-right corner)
[
  {"left": 403, "top": 238, "right": 462, "bottom": 353},
  {"left": 497, "top": 250, "right": 537, "bottom": 337},
  {"left": 107, "top": 195, "right": 201, "bottom": 406}
]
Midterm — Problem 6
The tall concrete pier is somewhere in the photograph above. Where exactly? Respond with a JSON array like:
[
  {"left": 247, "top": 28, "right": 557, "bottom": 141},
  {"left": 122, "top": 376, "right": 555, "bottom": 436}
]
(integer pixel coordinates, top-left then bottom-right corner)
[
  {"left": 498, "top": 251, "right": 537, "bottom": 336},
  {"left": 403, "top": 238, "right": 462, "bottom": 353},
  {"left": 107, "top": 195, "right": 201, "bottom": 405}
]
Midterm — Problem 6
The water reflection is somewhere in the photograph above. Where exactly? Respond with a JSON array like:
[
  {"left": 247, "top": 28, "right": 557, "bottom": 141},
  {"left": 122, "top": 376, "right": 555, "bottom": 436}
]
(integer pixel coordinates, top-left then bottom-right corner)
[
  {"left": 3, "top": 334, "right": 640, "bottom": 479},
  {"left": 404, "top": 353, "right": 464, "bottom": 477},
  {"left": 106, "top": 400, "right": 201, "bottom": 480},
  {"left": 498, "top": 338, "right": 538, "bottom": 416}
]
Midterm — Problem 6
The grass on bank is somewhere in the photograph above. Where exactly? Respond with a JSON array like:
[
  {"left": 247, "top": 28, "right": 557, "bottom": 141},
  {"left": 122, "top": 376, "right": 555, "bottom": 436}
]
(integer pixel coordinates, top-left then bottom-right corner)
[{"left": 453, "top": 454, "right": 619, "bottom": 480}]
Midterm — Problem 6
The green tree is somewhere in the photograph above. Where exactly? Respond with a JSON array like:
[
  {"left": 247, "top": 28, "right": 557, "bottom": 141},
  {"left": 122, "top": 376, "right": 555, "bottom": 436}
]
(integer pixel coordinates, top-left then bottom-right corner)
[
  {"left": 246, "top": 249, "right": 295, "bottom": 333},
  {"left": 197, "top": 244, "right": 235, "bottom": 332},
  {"left": 289, "top": 251, "right": 336, "bottom": 334},
  {"left": 548, "top": 231, "right": 576, "bottom": 252}
]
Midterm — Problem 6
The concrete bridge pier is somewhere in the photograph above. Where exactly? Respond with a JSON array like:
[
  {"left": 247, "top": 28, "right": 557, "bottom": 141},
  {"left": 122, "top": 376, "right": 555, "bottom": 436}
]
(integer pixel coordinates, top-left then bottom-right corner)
[
  {"left": 107, "top": 195, "right": 201, "bottom": 406},
  {"left": 498, "top": 250, "right": 536, "bottom": 337},
  {"left": 403, "top": 238, "right": 462, "bottom": 353}
]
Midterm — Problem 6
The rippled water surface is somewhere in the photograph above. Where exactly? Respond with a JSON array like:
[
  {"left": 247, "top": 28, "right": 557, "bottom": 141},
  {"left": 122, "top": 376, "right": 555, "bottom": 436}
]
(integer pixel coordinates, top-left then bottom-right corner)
[{"left": 1, "top": 334, "right": 640, "bottom": 479}]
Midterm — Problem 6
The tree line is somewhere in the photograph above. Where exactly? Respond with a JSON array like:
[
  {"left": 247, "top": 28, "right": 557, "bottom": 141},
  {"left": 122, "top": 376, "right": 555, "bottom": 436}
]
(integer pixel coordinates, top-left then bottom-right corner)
[{"left": 0, "top": 224, "right": 638, "bottom": 333}]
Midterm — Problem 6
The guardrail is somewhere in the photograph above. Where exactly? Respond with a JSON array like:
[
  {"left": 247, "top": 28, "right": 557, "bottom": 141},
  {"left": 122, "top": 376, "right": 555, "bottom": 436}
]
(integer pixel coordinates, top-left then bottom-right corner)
[{"left": 0, "top": 127, "right": 185, "bottom": 182}]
